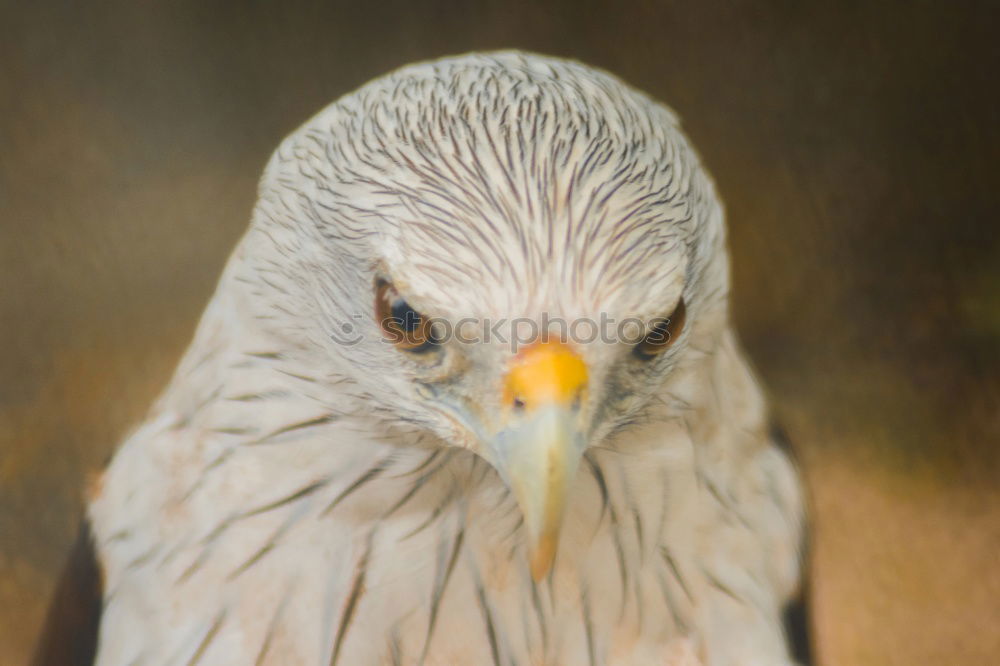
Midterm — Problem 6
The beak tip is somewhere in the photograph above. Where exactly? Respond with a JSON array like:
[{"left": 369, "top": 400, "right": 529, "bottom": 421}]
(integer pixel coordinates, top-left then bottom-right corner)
[{"left": 529, "top": 535, "right": 558, "bottom": 581}]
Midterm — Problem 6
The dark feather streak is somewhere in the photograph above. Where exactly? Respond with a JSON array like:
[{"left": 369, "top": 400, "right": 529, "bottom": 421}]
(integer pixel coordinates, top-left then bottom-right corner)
[
  {"left": 186, "top": 609, "right": 227, "bottom": 666},
  {"left": 329, "top": 536, "right": 374, "bottom": 665}
]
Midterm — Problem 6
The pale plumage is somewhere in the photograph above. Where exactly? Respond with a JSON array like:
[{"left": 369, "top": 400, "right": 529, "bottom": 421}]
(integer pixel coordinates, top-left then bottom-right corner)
[{"left": 71, "top": 52, "right": 808, "bottom": 665}]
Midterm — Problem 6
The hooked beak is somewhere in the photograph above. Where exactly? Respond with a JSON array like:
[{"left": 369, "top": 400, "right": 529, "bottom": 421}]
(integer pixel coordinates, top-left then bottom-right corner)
[{"left": 491, "top": 341, "right": 587, "bottom": 580}]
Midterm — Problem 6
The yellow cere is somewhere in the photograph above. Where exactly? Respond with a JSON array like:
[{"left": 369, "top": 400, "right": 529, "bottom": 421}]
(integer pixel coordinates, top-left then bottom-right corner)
[{"left": 504, "top": 341, "right": 588, "bottom": 411}]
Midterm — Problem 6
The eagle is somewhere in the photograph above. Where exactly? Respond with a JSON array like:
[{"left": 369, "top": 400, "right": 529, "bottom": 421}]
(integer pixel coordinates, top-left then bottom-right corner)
[{"left": 34, "top": 51, "right": 811, "bottom": 666}]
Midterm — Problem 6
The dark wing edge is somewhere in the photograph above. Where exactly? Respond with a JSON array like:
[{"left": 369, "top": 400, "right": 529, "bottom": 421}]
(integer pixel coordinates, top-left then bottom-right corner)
[
  {"left": 31, "top": 519, "right": 102, "bottom": 666},
  {"left": 771, "top": 423, "right": 816, "bottom": 666}
]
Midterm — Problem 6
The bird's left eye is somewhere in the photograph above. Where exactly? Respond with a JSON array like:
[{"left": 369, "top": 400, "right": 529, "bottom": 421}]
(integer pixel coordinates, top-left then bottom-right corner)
[
  {"left": 634, "top": 297, "right": 686, "bottom": 360},
  {"left": 375, "top": 280, "right": 438, "bottom": 353}
]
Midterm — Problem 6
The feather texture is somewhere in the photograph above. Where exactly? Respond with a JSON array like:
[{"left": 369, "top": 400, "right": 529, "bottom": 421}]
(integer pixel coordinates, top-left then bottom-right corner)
[{"left": 76, "top": 52, "right": 808, "bottom": 665}]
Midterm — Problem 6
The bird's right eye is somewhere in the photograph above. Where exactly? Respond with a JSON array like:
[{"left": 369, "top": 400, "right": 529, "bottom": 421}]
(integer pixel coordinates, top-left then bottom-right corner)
[{"left": 375, "top": 280, "right": 438, "bottom": 353}]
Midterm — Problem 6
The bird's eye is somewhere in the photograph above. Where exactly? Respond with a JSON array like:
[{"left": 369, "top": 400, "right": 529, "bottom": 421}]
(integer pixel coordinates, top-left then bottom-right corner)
[
  {"left": 634, "top": 297, "right": 686, "bottom": 360},
  {"left": 375, "top": 280, "right": 438, "bottom": 353}
]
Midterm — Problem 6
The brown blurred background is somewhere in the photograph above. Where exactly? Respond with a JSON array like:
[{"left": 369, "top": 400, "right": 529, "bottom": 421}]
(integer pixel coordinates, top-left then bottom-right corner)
[{"left": 1, "top": 1, "right": 997, "bottom": 664}]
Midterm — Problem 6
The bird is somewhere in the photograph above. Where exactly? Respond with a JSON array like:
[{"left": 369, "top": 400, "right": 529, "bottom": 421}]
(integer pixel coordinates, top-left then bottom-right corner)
[{"left": 34, "top": 51, "right": 811, "bottom": 666}]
